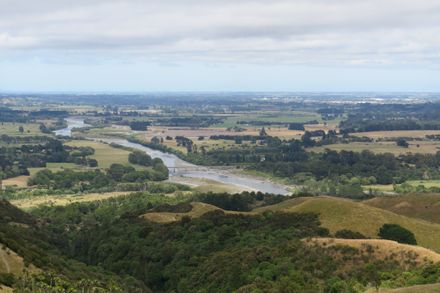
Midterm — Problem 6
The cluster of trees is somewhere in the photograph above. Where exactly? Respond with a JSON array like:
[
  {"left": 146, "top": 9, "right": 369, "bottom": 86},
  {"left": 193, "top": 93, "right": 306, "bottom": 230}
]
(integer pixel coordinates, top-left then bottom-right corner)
[
  {"left": 129, "top": 121, "right": 151, "bottom": 131},
  {"left": 28, "top": 159, "right": 169, "bottom": 192},
  {"left": 0, "top": 107, "right": 68, "bottom": 123},
  {"left": 129, "top": 151, "right": 153, "bottom": 166},
  {"left": 0, "top": 140, "right": 100, "bottom": 179},
  {"left": 0, "top": 134, "right": 52, "bottom": 144},
  {"left": 339, "top": 103, "right": 440, "bottom": 133}
]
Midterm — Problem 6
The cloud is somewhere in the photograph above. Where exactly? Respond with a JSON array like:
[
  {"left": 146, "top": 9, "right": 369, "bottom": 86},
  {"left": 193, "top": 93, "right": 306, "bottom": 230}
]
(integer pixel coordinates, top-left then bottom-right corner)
[{"left": 1, "top": 0, "right": 440, "bottom": 67}]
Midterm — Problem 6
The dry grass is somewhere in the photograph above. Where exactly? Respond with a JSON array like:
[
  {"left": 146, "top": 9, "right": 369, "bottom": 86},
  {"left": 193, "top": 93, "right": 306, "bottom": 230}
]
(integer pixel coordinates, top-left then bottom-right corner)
[
  {"left": 10, "top": 191, "right": 131, "bottom": 210},
  {"left": 2, "top": 176, "right": 29, "bottom": 188},
  {"left": 353, "top": 130, "right": 440, "bottom": 139},
  {"left": 306, "top": 238, "right": 440, "bottom": 265},
  {"left": 0, "top": 244, "right": 39, "bottom": 276},
  {"left": 309, "top": 141, "right": 440, "bottom": 155},
  {"left": 0, "top": 285, "right": 12, "bottom": 293}
]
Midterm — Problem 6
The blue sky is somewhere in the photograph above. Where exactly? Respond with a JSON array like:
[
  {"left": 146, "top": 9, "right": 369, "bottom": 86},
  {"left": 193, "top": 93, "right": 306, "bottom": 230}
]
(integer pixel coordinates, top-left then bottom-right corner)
[{"left": 1, "top": 0, "right": 440, "bottom": 92}]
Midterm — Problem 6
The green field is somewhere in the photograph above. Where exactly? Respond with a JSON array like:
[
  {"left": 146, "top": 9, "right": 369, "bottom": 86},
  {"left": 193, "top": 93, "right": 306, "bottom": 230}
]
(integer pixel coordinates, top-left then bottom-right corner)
[
  {"left": 0, "top": 122, "right": 45, "bottom": 136},
  {"left": 66, "top": 140, "right": 132, "bottom": 168}
]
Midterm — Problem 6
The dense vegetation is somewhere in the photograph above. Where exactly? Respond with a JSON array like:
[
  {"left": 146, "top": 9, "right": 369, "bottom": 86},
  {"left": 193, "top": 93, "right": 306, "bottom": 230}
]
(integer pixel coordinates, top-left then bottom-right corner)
[
  {"left": 340, "top": 103, "right": 440, "bottom": 132},
  {"left": 378, "top": 224, "right": 417, "bottom": 245},
  {"left": 28, "top": 159, "right": 169, "bottom": 193},
  {"left": 0, "top": 139, "right": 98, "bottom": 179},
  {"left": 0, "top": 199, "right": 145, "bottom": 292},
  {"left": 21, "top": 193, "right": 440, "bottom": 292}
]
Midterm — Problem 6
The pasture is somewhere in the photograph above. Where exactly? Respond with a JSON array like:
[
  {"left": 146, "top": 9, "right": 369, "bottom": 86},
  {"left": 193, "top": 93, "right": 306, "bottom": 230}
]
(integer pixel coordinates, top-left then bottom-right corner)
[
  {"left": 66, "top": 140, "right": 131, "bottom": 168},
  {"left": 0, "top": 122, "right": 44, "bottom": 136}
]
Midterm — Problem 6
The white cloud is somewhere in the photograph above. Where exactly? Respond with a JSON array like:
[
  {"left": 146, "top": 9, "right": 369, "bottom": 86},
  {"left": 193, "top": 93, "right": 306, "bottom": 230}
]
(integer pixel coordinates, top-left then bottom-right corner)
[{"left": 1, "top": 0, "right": 440, "bottom": 66}]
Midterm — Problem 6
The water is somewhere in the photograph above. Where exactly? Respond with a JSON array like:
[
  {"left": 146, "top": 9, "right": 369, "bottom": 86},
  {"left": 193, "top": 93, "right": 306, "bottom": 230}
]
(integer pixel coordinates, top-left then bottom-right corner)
[
  {"left": 57, "top": 118, "right": 291, "bottom": 195},
  {"left": 53, "top": 117, "right": 90, "bottom": 136}
]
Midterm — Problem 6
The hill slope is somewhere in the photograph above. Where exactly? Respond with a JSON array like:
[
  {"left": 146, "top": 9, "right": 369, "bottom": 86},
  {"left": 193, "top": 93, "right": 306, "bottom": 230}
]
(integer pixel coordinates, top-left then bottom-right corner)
[
  {"left": 366, "top": 194, "right": 440, "bottom": 224},
  {"left": 306, "top": 238, "right": 440, "bottom": 266},
  {"left": 256, "top": 196, "right": 440, "bottom": 251},
  {"left": 143, "top": 196, "right": 440, "bottom": 251}
]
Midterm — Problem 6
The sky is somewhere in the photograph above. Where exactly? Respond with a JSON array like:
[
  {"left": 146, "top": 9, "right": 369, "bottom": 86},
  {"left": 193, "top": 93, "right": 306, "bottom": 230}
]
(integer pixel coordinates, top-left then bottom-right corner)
[{"left": 1, "top": 0, "right": 440, "bottom": 92}]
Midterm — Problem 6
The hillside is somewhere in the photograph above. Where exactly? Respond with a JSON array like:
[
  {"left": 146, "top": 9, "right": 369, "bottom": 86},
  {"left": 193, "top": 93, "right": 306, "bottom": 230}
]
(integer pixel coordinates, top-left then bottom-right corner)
[
  {"left": 142, "top": 196, "right": 440, "bottom": 252},
  {"left": 366, "top": 194, "right": 440, "bottom": 224},
  {"left": 306, "top": 238, "right": 440, "bottom": 266},
  {"left": 253, "top": 196, "right": 440, "bottom": 251},
  {"left": 0, "top": 244, "right": 39, "bottom": 276},
  {"left": 0, "top": 200, "right": 146, "bottom": 291}
]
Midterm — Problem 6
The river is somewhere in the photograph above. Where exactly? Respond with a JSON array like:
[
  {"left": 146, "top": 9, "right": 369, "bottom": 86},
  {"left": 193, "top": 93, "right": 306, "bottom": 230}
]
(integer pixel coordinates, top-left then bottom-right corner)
[{"left": 55, "top": 118, "right": 291, "bottom": 195}]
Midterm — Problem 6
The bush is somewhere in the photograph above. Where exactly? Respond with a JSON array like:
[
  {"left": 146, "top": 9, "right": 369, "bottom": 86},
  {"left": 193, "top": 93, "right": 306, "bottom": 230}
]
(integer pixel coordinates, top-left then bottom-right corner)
[
  {"left": 0, "top": 272, "right": 15, "bottom": 286},
  {"left": 378, "top": 224, "right": 417, "bottom": 245}
]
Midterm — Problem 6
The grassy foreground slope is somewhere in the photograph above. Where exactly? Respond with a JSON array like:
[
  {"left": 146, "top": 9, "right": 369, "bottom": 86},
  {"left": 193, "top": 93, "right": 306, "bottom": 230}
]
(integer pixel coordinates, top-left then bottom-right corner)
[
  {"left": 306, "top": 238, "right": 440, "bottom": 265},
  {"left": 256, "top": 196, "right": 440, "bottom": 251},
  {"left": 366, "top": 194, "right": 440, "bottom": 224}
]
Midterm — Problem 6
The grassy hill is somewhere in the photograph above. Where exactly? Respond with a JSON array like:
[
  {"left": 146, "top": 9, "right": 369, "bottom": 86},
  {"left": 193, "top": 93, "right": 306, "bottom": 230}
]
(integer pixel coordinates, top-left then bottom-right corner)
[
  {"left": 366, "top": 194, "right": 440, "bottom": 224},
  {"left": 142, "top": 196, "right": 440, "bottom": 252},
  {"left": 256, "top": 196, "right": 440, "bottom": 252}
]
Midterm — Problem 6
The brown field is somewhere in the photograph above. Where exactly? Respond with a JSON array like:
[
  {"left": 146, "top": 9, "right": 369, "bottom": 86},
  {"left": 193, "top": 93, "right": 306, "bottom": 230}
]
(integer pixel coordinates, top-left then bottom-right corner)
[
  {"left": 306, "top": 238, "right": 440, "bottom": 265},
  {"left": 11, "top": 191, "right": 131, "bottom": 210},
  {"left": 137, "top": 126, "right": 304, "bottom": 141},
  {"left": 353, "top": 130, "right": 440, "bottom": 139},
  {"left": 309, "top": 140, "right": 440, "bottom": 155},
  {"left": 2, "top": 176, "right": 29, "bottom": 188}
]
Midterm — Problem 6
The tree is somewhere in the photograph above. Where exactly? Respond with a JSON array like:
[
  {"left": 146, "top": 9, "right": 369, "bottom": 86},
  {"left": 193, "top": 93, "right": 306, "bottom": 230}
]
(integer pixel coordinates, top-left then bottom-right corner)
[
  {"left": 151, "top": 137, "right": 160, "bottom": 144},
  {"left": 378, "top": 224, "right": 417, "bottom": 245},
  {"left": 396, "top": 138, "right": 409, "bottom": 148},
  {"left": 18, "top": 126, "right": 24, "bottom": 133},
  {"left": 259, "top": 127, "right": 268, "bottom": 136}
]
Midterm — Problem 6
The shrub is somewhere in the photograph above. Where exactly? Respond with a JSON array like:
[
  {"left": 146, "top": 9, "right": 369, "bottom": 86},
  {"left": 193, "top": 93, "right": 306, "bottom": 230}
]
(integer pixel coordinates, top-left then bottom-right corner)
[{"left": 378, "top": 224, "right": 417, "bottom": 245}]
